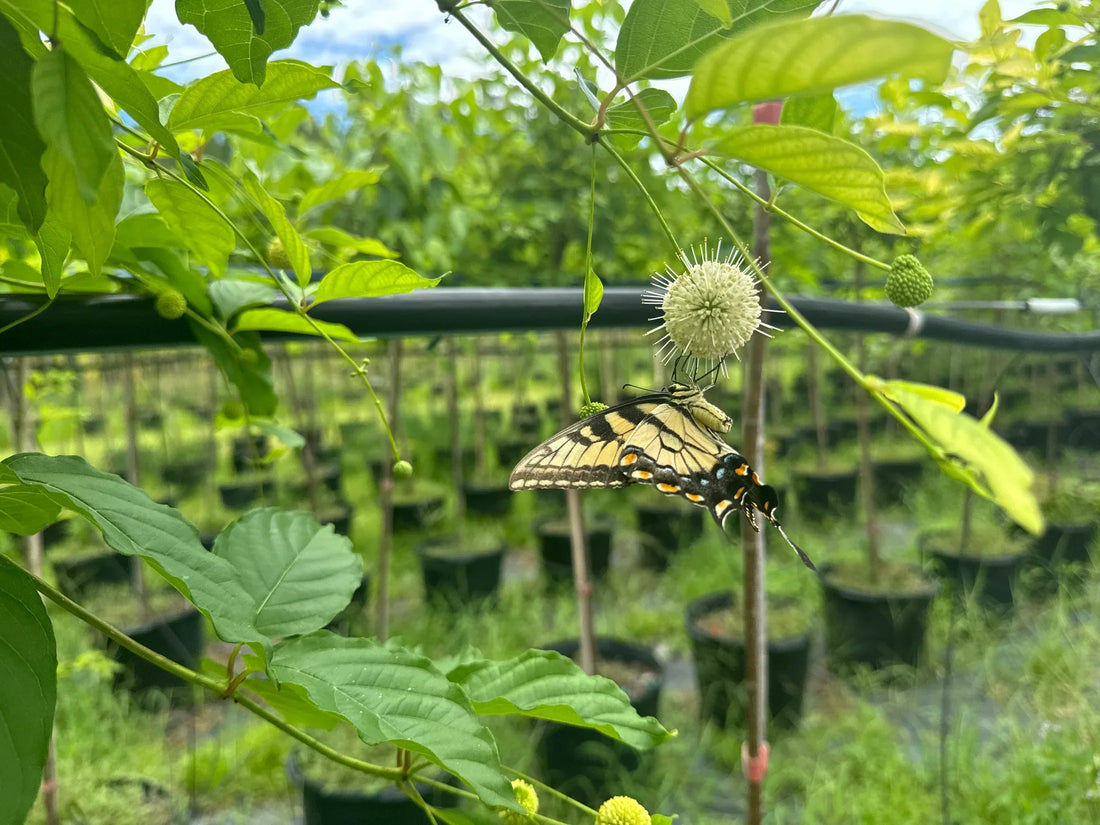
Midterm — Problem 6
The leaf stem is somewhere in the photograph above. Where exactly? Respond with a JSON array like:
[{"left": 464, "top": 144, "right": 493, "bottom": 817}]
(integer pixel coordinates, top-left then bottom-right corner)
[{"left": 0, "top": 296, "right": 55, "bottom": 336}]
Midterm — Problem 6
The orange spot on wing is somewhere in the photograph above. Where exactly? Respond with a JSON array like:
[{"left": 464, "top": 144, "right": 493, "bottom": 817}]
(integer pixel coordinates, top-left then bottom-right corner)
[
  {"left": 657, "top": 482, "right": 679, "bottom": 493},
  {"left": 752, "top": 472, "right": 762, "bottom": 485},
  {"left": 621, "top": 453, "right": 638, "bottom": 465},
  {"left": 735, "top": 464, "right": 749, "bottom": 476},
  {"left": 686, "top": 493, "right": 703, "bottom": 503},
  {"left": 734, "top": 486, "right": 745, "bottom": 499},
  {"left": 633, "top": 470, "right": 653, "bottom": 480},
  {"left": 715, "top": 499, "right": 732, "bottom": 514}
]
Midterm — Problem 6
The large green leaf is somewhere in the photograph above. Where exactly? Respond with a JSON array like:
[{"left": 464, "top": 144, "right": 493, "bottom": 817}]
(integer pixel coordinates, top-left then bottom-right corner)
[
  {"left": 189, "top": 324, "right": 277, "bottom": 417},
  {"left": 146, "top": 178, "right": 235, "bottom": 277},
  {"left": 616, "top": 0, "right": 817, "bottom": 81},
  {"left": 43, "top": 147, "right": 123, "bottom": 276},
  {"left": 232, "top": 308, "right": 359, "bottom": 342},
  {"left": 209, "top": 278, "right": 280, "bottom": 321},
  {"left": 34, "top": 210, "right": 71, "bottom": 297},
  {"left": 31, "top": 48, "right": 116, "bottom": 203},
  {"left": 242, "top": 171, "right": 311, "bottom": 287},
  {"left": 269, "top": 634, "right": 518, "bottom": 811},
  {"left": 780, "top": 93, "right": 838, "bottom": 133},
  {"left": 0, "top": 484, "right": 61, "bottom": 534},
  {"left": 878, "top": 382, "right": 1043, "bottom": 534},
  {"left": 448, "top": 649, "right": 672, "bottom": 750},
  {"left": 304, "top": 227, "right": 396, "bottom": 259},
  {"left": 172, "top": 0, "right": 322, "bottom": 86},
  {"left": 1, "top": 454, "right": 269, "bottom": 646},
  {"left": 167, "top": 60, "right": 337, "bottom": 134},
  {"left": 712, "top": 124, "right": 903, "bottom": 234},
  {"left": 212, "top": 508, "right": 361, "bottom": 637},
  {"left": 300, "top": 170, "right": 381, "bottom": 216},
  {"left": 66, "top": 0, "right": 148, "bottom": 57},
  {"left": 312, "top": 260, "right": 440, "bottom": 306},
  {"left": 491, "top": 0, "right": 572, "bottom": 62},
  {"left": 604, "top": 88, "right": 678, "bottom": 131},
  {"left": 686, "top": 15, "right": 954, "bottom": 118},
  {"left": 0, "top": 15, "right": 48, "bottom": 234},
  {"left": 0, "top": 559, "right": 56, "bottom": 825}
]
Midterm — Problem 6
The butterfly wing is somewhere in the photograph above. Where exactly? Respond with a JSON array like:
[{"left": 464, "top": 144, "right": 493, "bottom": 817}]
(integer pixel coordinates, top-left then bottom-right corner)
[{"left": 507, "top": 393, "right": 669, "bottom": 490}]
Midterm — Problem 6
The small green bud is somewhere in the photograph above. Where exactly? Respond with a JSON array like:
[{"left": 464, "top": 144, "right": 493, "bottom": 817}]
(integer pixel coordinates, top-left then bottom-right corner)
[
  {"left": 267, "top": 237, "right": 293, "bottom": 270},
  {"left": 155, "top": 290, "right": 187, "bottom": 319},
  {"left": 579, "top": 401, "right": 609, "bottom": 418},
  {"left": 221, "top": 399, "right": 245, "bottom": 420},
  {"left": 393, "top": 459, "right": 413, "bottom": 479},
  {"left": 885, "top": 254, "right": 933, "bottom": 308},
  {"left": 499, "top": 779, "right": 539, "bottom": 824},
  {"left": 596, "top": 796, "right": 651, "bottom": 825}
]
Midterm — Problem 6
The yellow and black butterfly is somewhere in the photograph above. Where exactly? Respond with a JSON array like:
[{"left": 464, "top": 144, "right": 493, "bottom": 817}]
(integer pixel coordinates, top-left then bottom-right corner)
[{"left": 508, "top": 382, "right": 815, "bottom": 570}]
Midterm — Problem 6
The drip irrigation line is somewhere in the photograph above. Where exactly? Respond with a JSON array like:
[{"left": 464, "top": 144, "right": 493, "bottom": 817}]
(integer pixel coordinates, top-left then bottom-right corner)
[{"left": 0, "top": 288, "right": 1098, "bottom": 355}]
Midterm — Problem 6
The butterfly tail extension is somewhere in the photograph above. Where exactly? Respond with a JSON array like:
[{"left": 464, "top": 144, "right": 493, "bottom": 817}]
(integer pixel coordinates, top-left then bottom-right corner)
[{"left": 752, "top": 484, "right": 817, "bottom": 572}]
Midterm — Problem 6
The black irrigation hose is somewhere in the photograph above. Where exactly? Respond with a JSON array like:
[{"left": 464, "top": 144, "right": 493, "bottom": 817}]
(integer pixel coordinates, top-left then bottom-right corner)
[{"left": 0, "top": 287, "right": 1098, "bottom": 355}]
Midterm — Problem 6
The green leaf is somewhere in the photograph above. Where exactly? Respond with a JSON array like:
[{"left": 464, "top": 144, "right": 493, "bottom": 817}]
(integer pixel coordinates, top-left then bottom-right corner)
[
  {"left": 31, "top": 48, "right": 116, "bottom": 203},
  {"left": 146, "top": 178, "right": 235, "bottom": 277},
  {"left": 259, "top": 423, "right": 305, "bottom": 449},
  {"left": 583, "top": 266, "right": 604, "bottom": 320},
  {"left": 685, "top": 15, "right": 954, "bottom": 119},
  {"left": 43, "top": 147, "right": 123, "bottom": 276},
  {"left": 304, "top": 227, "right": 397, "bottom": 258},
  {"left": 173, "top": 0, "right": 322, "bottom": 86},
  {"left": 167, "top": 60, "right": 337, "bottom": 134},
  {"left": 242, "top": 171, "right": 311, "bottom": 287},
  {"left": 491, "top": 0, "right": 572, "bottom": 62},
  {"left": 604, "top": 88, "right": 678, "bottom": 131},
  {"left": 189, "top": 324, "right": 277, "bottom": 417},
  {"left": 2, "top": 453, "right": 269, "bottom": 646},
  {"left": 780, "top": 93, "right": 838, "bottom": 133},
  {"left": 269, "top": 634, "right": 518, "bottom": 811},
  {"left": 0, "top": 16, "right": 48, "bottom": 234},
  {"left": 712, "top": 124, "right": 903, "bottom": 234},
  {"left": 209, "top": 278, "right": 280, "bottom": 320},
  {"left": 62, "top": 15, "right": 181, "bottom": 157},
  {"left": 0, "top": 558, "right": 56, "bottom": 825},
  {"left": 880, "top": 384, "right": 1043, "bottom": 534},
  {"left": 34, "top": 210, "right": 71, "bottom": 296},
  {"left": 300, "top": 169, "right": 381, "bottom": 216},
  {"left": 448, "top": 649, "right": 672, "bottom": 750},
  {"left": 312, "top": 260, "right": 440, "bottom": 306},
  {"left": 616, "top": 0, "right": 818, "bottom": 81},
  {"left": 233, "top": 307, "right": 359, "bottom": 342},
  {"left": 212, "top": 508, "right": 361, "bottom": 637},
  {"left": 236, "top": 657, "right": 342, "bottom": 729},
  {"left": 0, "top": 484, "right": 62, "bottom": 534},
  {"left": 1008, "top": 9, "right": 1081, "bottom": 26},
  {"left": 879, "top": 379, "right": 965, "bottom": 413},
  {"left": 67, "top": 0, "right": 147, "bottom": 57}
]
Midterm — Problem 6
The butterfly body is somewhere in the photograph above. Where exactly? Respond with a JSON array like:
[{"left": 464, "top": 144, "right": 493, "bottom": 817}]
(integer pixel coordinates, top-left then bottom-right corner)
[{"left": 509, "top": 383, "right": 815, "bottom": 570}]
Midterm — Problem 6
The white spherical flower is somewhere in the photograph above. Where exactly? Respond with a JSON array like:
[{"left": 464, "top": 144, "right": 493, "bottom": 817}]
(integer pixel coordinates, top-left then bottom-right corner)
[{"left": 643, "top": 242, "right": 778, "bottom": 376}]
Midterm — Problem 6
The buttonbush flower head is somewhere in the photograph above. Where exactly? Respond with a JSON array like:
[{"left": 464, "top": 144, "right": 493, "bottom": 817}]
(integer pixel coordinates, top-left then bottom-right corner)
[
  {"left": 643, "top": 241, "right": 777, "bottom": 376},
  {"left": 595, "top": 795, "right": 651, "bottom": 825},
  {"left": 579, "top": 400, "right": 609, "bottom": 418},
  {"left": 154, "top": 289, "right": 187, "bottom": 320},
  {"left": 499, "top": 778, "right": 539, "bottom": 824},
  {"left": 885, "top": 254, "right": 933, "bottom": 307}
]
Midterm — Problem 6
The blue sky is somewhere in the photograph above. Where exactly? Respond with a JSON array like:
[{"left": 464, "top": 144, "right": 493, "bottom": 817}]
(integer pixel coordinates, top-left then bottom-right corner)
[{"left": 144, "top": 0, "right": 1041, "bottom": 87}]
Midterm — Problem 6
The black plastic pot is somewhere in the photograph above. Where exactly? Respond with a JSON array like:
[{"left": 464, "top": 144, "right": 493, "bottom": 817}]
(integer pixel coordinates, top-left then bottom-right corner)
[
  {"left": 1031, "top": 521, "right": 1096, "bottom": 566},
  {"left": 827, "top": 418, "right": 859, "bottom": 445},
  {"left": 219, "top": 478, "right": 275, "bottom": 509},
  {"left": 288, "top": 757, "right": 445, "bottom": 825},
  {"left": 1063, "top": 408, "right": 1100, "bottom": 452},
  {"left": 636, "top": 502, "right": 703, "bottom": 570},
  {"left": 685, "top": 592, "right": 812, "bottom": 731},
  {"left": 819, "top": 564, "right": 939, "bottom": 673},
  {"left": 54, "top": 552, "right": 135, "bottom": 601},
  {"left": 925, "top": 547, "right": 1021, "bottom": 610},
  {"left": 432, "top": 445, "right": 476, "bottom": 476},
  {"left": 231, "top": 434, "right": 270, "bottom": 473},
  {"left": 463, "top": 484, "right": 513, "bottom": 517},
  {"left": 538, "top": 638, "right": 663, "bottom": 807},
  {"left": 416, "top": 540, "right": 505, "bottom": 605},
  {"left": 872, "top": 458, "right": 924, "bottom": 509},
  {"left": 794, "top": 469, "right": 858, "bottom": 521},
  {"left": 536, "top": 520, "right": 613, "bottom": 585},
  {"left": 160, "top": 457, "right": 210, "bottom": 492},
  {"left": 391, "top": 496, "right": 444, "bottom": 531},
  {"left": 41, "top": 518, "right": 73, "bottom": 549},
  {"left": 105, "top": 607, "right": 204, "bottom": 704}
]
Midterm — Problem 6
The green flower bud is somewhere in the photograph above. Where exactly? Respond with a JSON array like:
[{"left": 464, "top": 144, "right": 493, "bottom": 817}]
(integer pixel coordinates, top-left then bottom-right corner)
[
  {"left": 596, "top": 796, "right": 651, "bottom": 825},
  {"left": 579, "top": 401, "right": 609, "bottom": 418},
  {"left": 393, "top": 459, "right": 413, "bottom": 479},
  {"left": 267, "top": 237, "right": 293, "bottom": 270},
  {"left": 155, "top": 290, "right": 187, "bottom": 320},
  {"left": 885, "top": 254, "right": 933, "bottom": 308},
  {"left": 220, "top": 400, "right": 245, "bottom": 420},
  {"left": 499, "top": 778, "right": 539, "bottom": 824}
]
